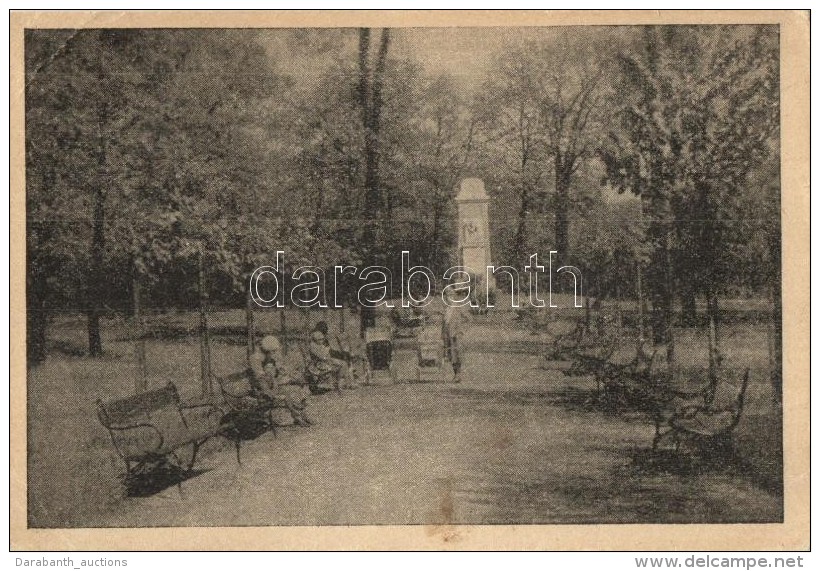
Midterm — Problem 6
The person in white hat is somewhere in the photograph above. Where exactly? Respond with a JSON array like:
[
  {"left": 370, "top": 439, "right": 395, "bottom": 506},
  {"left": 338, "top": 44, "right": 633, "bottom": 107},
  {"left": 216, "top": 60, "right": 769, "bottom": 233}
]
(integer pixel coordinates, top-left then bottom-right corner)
[{"left": 249, "top": 334, "right": 312, "bottom": 426}]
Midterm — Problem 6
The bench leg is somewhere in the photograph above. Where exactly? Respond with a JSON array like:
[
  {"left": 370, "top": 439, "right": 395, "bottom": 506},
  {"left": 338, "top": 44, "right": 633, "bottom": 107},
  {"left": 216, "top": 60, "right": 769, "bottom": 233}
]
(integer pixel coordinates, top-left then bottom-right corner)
[
  {"left": 122, "top": 459, "right": 151, "bottom": 485},
  {"left": 268, "top": 409, "right": 277, "bottom": 438},
  {"left": 186, "top": 441, "right": 203, "bottom": 472},
  {"left": 151, "top": 453, "right": 185, "bottom": 496},
  {"left": 176, "top": 469, "right": 184, "bottom": 497},
  {"left": 168, "top": 451, "right": 185, "bottom": 496},
  {"left": 700, "top": 433, "right": 733, "bottom": 459},
  {"left": 234, "top": 438, "right": 242, "bottom": 464},
  {"left": 652, "top": 425, "right": 668, "bottom": 452}
]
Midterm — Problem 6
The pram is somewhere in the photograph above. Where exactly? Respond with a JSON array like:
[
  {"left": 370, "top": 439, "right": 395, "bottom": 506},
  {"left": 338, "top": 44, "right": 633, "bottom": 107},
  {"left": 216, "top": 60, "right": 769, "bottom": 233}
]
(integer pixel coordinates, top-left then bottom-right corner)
[
  {"left": 414, "top": 323, "right": 446, "bottom": 383},
  {"left": 390, "top": 305, "right": 427, "bottom": 337},
  {"left": 364, "top": 326, "right": 397, "bottom": 385}
]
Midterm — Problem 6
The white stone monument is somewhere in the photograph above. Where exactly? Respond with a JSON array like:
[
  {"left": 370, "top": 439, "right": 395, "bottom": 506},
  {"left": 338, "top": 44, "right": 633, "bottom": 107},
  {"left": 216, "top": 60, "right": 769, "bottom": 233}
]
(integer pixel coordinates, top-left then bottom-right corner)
[{"left": 455, "top": 178, "right": 494, "bottom": 288}]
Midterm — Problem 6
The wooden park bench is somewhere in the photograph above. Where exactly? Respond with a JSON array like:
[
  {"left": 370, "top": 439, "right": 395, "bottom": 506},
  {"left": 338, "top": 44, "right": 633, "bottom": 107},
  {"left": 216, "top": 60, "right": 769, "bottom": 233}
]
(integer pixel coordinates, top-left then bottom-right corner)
[
  {"left": 96, "top": 382, "right": 223, "bottom": 487},
  {"left": 599, "top": 344, "right": 658, "bottom": 409},
  {"left": 563, "top": 332, "right": 616, "bottom": 378},
  {"left": 212, "top": 371, "right": 295, "bottom": 463},
  {"left": 214, "top": 372, "right": 288, "bottom": 431},
  {"left": 652, "top": 368, "right": 751, "bottom": 457},
  {"left": 545, "top": 320, "right": 586, "bottom": 362}
]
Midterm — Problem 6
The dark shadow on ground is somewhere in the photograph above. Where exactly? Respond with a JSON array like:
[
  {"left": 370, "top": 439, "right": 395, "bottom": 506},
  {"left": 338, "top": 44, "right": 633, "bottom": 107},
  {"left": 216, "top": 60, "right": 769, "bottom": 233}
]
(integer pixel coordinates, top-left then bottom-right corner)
[
  {"left": 47, "top": 339, "right": 88, "bottom": 357},
  {"left": 124, "top": 463, "right": 211, "bottom": 498},
  {"left": 631, "top": 445, "right": 784, "bottom": 497}
]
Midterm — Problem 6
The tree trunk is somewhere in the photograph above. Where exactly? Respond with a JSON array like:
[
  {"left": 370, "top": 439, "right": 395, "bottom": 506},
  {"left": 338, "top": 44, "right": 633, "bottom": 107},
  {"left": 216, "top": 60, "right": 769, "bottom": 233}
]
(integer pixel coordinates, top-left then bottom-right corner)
[
  {"left": 361, "top": 28, "right": 390, "bottom": 225},
  {"left": 768, "top": 218, "right": 782, "bottom": 401},
  {"left": 246, "top": 284, "right": 255, "bottom": 362},
  {"left": 706, "top": 288, "right": 721, "bottom": 390},
  {"left": 87, "top": 112, "right": 109, "bottom": 358},
  {"left": 87, "top": 184, "right": 105, "bottom": 357},
  {"left": 358, "top": 27, "right": 375, "bottom": 256},
  {"left": 680, "top": 284, "right": 698, "bottom": 327},
  {"left": 649, "top": 296, "right": 664, "bottom": 344},
  {"left": 770, "top": 283, "right": 782, "bottom": 401},
  {"left": 430, "top": 183, "right": 443, "bottom": 273},
  {"left": 635, "top": 260, "right": 646, "bottom": 342},
  {"left": 280, "top": 307, "right": 287, "bottom": 353},
  {"left": 357, "top": 28, "right": 371, "bottom": 116},
  {"left": 357, "top": 28, "right": 391, "bottom": 337},
  {"left": 27, "top": 280, "right": 49, "bottom": 366},
  {"left": 132, "top": 262, "right": 146, "bottom": 393},
  {"left": 198, "top": 248, "right": 211, "bottom": 397},
  {"left": 648, "top": 226, "right": 675, "bottom": 369},
  {"left": 513, "top": 185, "right": 530, "bottom": 267},
  {"left": 663, "top": 231, "right": 676, "bottom": 369},
  {"left": 554, "top": 162, "right": 571, "bottom": 267}
]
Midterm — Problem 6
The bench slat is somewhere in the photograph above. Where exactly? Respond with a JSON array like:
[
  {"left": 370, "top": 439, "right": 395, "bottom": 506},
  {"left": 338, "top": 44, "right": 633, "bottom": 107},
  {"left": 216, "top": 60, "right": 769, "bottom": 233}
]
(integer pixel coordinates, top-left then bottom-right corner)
[{"left": 99, "top": 383, "right": 179, "bottom": 426}]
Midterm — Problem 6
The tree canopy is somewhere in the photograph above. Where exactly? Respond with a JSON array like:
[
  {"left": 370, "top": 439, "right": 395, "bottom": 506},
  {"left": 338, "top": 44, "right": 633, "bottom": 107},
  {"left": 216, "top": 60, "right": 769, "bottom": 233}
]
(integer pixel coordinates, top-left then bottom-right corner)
[{"left": 25, "top": 26, "right": 780, "bottom": 364}]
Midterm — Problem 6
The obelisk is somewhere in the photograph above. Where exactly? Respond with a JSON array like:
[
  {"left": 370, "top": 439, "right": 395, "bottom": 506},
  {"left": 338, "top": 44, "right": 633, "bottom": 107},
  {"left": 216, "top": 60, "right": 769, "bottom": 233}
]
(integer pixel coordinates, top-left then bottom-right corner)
[{"left": 455, "top": 178, "right": 494, "bottom": 289}]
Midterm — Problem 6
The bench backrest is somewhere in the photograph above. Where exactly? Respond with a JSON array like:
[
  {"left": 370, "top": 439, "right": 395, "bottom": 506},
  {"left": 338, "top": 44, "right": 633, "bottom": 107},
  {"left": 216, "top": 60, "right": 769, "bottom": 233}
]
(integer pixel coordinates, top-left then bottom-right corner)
[
  {"left": 215, "top": 371, "right": 255, "bottom": 400},
  {"left": 634, "top": 347, "right": 657, "bottom": 376},
  {"left": 96, "top": 382, "right": 180, "bottom": 428},
  {"left": 710, "top": 368, "right": 751, "bottom": 414}
]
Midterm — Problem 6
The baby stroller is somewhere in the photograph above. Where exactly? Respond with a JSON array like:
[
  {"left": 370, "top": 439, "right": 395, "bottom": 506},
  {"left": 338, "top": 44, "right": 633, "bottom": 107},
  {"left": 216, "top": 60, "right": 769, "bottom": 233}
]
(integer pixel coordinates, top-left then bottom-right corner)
[
  {"left": 364, "top": 326, "right": 397, "bottom": 385},
  {"left": 414, "top": 323, "right": 446, "bottom": 383},
  {"left": 390, "top": 304, "right": 427, "bottom": 338}
]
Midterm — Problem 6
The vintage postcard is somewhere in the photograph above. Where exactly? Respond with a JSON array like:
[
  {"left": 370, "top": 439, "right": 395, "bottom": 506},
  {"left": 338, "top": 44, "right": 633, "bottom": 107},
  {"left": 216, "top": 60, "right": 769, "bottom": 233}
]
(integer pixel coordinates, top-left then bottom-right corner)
[{"left": 9, "top": 10, "right": 809, "bottom": 550}]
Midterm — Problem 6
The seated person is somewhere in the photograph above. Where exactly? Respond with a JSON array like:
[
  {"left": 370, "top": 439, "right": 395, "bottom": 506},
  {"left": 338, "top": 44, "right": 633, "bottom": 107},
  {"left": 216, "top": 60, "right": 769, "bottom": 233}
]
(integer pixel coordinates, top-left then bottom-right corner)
[
  {"left": 249, "top": 335, "right": 312, "bottom": 427},
  {"left": 309, "top": 321, "right": 354, "bottom": 387}
]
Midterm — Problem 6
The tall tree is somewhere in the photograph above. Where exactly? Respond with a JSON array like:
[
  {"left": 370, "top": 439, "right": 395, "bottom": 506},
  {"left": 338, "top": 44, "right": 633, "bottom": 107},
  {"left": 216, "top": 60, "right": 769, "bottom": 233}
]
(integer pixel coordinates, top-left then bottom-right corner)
[
  {"left": 535, "top": 43, "right": 603, "bottom": 266},
  {"left": 358, "top": 28, "right": 392, "bottom": 231},
  {"left": 356, "top": 28, "right": 391, "bottom": 333},
  {"left": 25, "top": 29, "right": 292, "bottom": 363},
  {"left": 473, "top": 48, "right": 547, "bottom": 268},
  {"left": 601, "top": 25, "right": 779, "bottom": 374},
  {"left": 476, "top": 39, "right": 603, "bottom": 269},
  {"left": 26, "top": 29, "right": 161, "bottom": 357},
  {"left": 406, "top": 74, "right": 477, "bottom": 273}
]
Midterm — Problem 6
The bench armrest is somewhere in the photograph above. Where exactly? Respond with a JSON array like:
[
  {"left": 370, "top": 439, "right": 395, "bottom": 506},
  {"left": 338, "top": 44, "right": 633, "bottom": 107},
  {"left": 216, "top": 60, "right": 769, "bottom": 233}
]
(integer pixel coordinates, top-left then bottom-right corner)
[
  {"left": 106, "top": 423, "right": 163, "bottom": 459},
  {"left": 670, "top": 386, "right": 710, "bottom": 400},
  {"left": 672, "top": 405, "right": 702, "bottom": 420},
  {"left": 180, "top": 403, "right": 223, "bottom": 433},
  {"left": 703, "top": 404, "right": 739, "bottom": 416},
  {"left": 222, "top": 385, "right": 251, "bottom": 398}
]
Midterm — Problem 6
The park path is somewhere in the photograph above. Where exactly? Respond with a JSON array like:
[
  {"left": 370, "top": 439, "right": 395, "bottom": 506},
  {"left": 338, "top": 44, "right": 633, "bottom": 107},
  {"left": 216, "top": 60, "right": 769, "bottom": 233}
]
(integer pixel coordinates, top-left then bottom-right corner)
[{"left": 83, "top": 351, "right": 781, "bottom": 527}]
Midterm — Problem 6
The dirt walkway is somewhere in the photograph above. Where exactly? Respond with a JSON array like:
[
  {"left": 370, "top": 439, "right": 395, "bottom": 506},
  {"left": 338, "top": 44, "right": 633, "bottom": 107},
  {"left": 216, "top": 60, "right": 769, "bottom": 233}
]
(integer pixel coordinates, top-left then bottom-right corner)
[{"left": 42, "top": 350, "right": 780, "bottom": 528}]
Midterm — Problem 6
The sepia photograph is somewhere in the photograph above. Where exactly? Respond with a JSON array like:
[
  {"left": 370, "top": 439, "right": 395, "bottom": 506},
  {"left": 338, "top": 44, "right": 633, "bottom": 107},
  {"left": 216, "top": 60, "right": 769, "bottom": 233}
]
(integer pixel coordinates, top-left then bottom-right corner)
[{"left": 10, "top": 9, "right": 809, "bottom": 551}]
